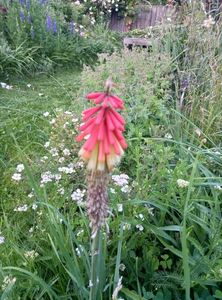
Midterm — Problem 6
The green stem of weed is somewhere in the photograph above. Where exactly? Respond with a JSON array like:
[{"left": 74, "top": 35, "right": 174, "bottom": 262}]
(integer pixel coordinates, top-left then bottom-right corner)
[
  {"left": 181, "top": 156, "right": 198, "bottom": 300},
  {"left": 89, "top": 229, "right": 100, "bottom": 300}
]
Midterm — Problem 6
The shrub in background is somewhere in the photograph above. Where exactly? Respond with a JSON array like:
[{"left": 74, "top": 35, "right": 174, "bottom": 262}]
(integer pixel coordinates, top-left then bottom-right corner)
[{"left": 0, "top": 0, "right": 120, "bottom": 77}]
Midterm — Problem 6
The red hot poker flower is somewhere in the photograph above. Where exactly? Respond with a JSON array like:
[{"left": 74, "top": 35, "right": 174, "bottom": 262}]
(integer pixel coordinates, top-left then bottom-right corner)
[
  {"left": 76, "top": 79, "right": 127, "bottom": 238},
  {"left": 76, "top": 83, "right": 127, "bottom": 172}
]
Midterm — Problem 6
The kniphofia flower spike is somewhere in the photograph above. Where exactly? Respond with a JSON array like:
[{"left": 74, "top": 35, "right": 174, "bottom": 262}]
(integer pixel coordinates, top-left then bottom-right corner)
[
  {"left": 76, "top": 78, "right": 127, "bottom": 238},
  {"left": 76, "top": 79, "right": 127, "bottom": 172}
]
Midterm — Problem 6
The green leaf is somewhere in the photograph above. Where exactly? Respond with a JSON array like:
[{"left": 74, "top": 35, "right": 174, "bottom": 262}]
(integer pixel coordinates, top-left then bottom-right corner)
[{"left": 121, "top": 288, "right": 147, "bottom": 300}]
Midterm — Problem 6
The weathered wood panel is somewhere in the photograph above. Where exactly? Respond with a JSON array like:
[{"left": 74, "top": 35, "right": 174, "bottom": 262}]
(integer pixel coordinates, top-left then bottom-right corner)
[{"left": 109, "top": 5, "right": 177, "bottom": 32}]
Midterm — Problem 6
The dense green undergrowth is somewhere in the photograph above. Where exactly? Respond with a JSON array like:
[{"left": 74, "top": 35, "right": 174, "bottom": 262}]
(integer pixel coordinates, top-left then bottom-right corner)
[{"left": 1, "top": 2, "right": 222, "bottom": 300}]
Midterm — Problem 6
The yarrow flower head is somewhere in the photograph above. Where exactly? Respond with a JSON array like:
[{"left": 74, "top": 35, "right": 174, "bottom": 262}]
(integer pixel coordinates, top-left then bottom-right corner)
[
  {"left": 76, "top": 78, "right": 127, "bottom": 238},
  {"left": 177, "top": 179, "right": 189, "bottom": 188}
]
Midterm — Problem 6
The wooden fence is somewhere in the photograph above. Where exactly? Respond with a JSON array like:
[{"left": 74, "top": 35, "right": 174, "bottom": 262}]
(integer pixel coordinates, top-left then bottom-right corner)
[{"left": 109, "top": 5, "right": 177, "bottom": 32}]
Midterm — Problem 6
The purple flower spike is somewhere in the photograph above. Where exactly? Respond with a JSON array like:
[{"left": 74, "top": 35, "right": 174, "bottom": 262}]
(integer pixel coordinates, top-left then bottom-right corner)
[
  {"left": 39, "top": 0, "right": 47, "bottom": 5},
  {"left": 19, "top": 10, "right": 25, "bottom": 21},
  {"left": 46, "top": 14, "right": 52, "bottom": 31},
  {"left": 53, "top": 20, "right": 57, "bottom": 33},
  {"left": 19, "top": 0, "right": 26, "bottom": 5},
  {"left": 26, "top": 0, "right": 30, "bottom": 10}
]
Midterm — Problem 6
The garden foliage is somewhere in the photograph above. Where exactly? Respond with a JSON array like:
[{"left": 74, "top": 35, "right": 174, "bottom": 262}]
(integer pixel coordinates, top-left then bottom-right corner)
[{"left": 0, "top": 1, "right": 222, "bottom": 300}]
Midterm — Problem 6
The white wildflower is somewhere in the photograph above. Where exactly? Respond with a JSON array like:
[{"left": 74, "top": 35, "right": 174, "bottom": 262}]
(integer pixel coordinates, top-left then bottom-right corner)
[
  {"left": 2, "top": 275, "right": 16, "bottom": 290},
  {"left": 63, "top": 148, "right": 70, "bottom": 156},
  {"left": 14, "top": 204, "right": 28, "bottom": 212},
  {"left": 121, "top": 185, "right": 131, "bottom": 193},
  {"left": 49, "top": 148, "right": 58, "bottom": 157},
  {"left": 28, "top": 192, "right": 34, "bottom": 198},
  {"left": 177, "top": 179, "right": 189, "bottom": 188},
  {"left": 71, "top": 189, "right": 86, "bottom": 204},
  {"left": 76, "top": 245, "right": 84, "bottom": 257},
  {"left": 214, "top": 185, "right": 222, "bottom": 191},
  {"left": 40, "top": 171, "right": 53, "bottom": 184},
  {"left": 49, "top": 118, "right": 56, "bottom": 125},
  {"left": 138, "top": 213, "right": 144, "bottom": 221},
  {"left": 58, "top": 157, "right": 65, "bottom": 163},
  {"left": 75, "top": 161, "right": 84, "bottom": 168},
  {"left": 117, "top": 204, "right": 123, "bottom": 212},
  {"left": 43, "top": 111, "right": 50, "bottom": 117},
  {"left": 119, "top": 263, "right": 126, "bottom": 272},
  {"left": 58, "top": 187, "right": 65, "bottom": 195},
  {"left": 24, "top": 250, "right": 39, "bottom": 259},
  {"left": 112, "top": 174, "right": 129, "bottom": 187},
  {"left": 72, "top": 118, "right": 78, "bottom": 123},
  {"left": 54, "top": 174, "right": 61, "bottom": 181},
  {"left": 110, "top": 188, "right": 116, "bottom": 194},
  {"left": 165, "top": 133, "right": 172, "bottom": 139},
  {"left": 16, "top": 164, "right": 24, "bottom": 172},
  {"left": 27, "top": 83, "right": 32, "bottom": 88},
  {"left": 29, "top": 227, "right": 34, "bottom": 233},
  {"left": 12, "top": 173, "right": 22, "bottom": 182},
  {"left": 195, "top": 128, "right": 202, "bottom": 137},
  {"left": 64, "top": 111, "right": 72, "bottom": 115},
  {"left": 32, "top": 204, "right": 38, "bottom": 210},
  {"left": 44, "top": 141, "right": 50, "bottom": 148},
  {"left": 0, "top": 82, "right": 13, "bottom": 90},
  {"left": 136, "top": 224, "right": 144, "bottom": 231},
  {"left": 122, "top": 223, "right": 131, "bottom": 230},
  {"left": 0, "top": 236, "right": 5, "bottom": 244},
  {"left": 58, "top": 166, "right": 74, "bottom": 174},
  {"left": 38, "top": 93, "right": 44, "bottom": 97}
]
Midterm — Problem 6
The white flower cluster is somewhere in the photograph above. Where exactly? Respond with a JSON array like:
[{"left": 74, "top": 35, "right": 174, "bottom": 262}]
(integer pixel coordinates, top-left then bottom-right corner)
[
  {"left": 0, "top": 82, "right": 13, "bottom": 90},
  {"left": 71, "top": 189, "right": 86, "bottom": 204},
  {"left": 177, "top": 179, "right": 189, "bottom": 188},
  {"left": 11, "top": 163, "right": 25, "bottom": 182},
  {"left": 112, "top": 174, "right": 131, "bottom": 193},
  {"left": 40, "top": 171, "right": 61, "bottom": 186},
  {"left": 24, "top": 250, "right": 39, "bottom": 259},
  {"left": 1, "top": 275, "right": 16, "bottom": 290},
  {"left": 14, "top": 204, "right": 28, "bottom": 212},
  {"left": 58, "top": 164, "right": 75, "bottom": 174}
]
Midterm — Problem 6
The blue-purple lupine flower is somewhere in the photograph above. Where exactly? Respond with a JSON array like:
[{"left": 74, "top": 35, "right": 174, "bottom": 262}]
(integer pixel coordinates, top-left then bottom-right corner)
[
  {"left": 27, "top": 14, "right": 32, "bottom": 24},
  {"left": 53, "top": 20, "right": 57, "bottom": 33},
  {"left": 39, "top": 0, "right": 47, "bottom": 5},
  {"left": 26, "top": 0, "right": 30, "bottom": 10},
  {"left": 19, "top": 10, "right": 25, "bottom": 21},
  {"left": 46, "top": 14, "right": 52, "bottom": 31},
  {"left": 19, "top": 0, "right": 26, "bottom": 5},
  {"left": 69, "top": 21, "right": 75, "bottom": 33}
]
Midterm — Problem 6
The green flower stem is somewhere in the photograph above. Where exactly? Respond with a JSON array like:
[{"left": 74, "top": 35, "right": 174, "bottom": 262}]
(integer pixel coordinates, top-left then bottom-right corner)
[{"left": 89, "top": 229, "right": 100, "bottom": 300}]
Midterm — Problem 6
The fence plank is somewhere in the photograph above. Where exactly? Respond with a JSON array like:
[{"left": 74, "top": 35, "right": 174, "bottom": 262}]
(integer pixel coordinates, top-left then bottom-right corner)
[{"left": 109, "top": 5, "right": 177, "bottom": 32}]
